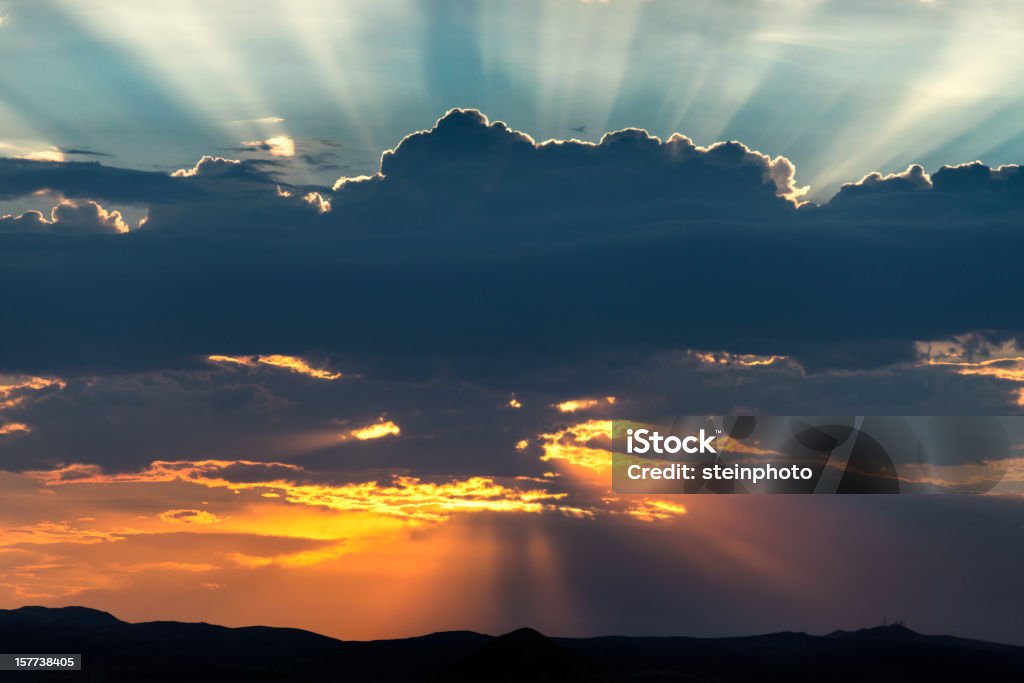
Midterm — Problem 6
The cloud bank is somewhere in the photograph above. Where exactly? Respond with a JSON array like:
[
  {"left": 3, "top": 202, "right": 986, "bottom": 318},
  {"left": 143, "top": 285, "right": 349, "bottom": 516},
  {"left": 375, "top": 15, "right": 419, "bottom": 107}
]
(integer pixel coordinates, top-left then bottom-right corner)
[{"left": 0, "top": 109, "right": 1021, "bottom": 379}]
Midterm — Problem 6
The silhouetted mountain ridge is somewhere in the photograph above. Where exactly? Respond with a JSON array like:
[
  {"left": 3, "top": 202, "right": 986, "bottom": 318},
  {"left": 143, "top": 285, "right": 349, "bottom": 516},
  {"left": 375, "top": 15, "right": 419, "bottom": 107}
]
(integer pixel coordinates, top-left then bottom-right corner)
[{"left": 0, "top": 607, "right": 1021, "bottom": 682}]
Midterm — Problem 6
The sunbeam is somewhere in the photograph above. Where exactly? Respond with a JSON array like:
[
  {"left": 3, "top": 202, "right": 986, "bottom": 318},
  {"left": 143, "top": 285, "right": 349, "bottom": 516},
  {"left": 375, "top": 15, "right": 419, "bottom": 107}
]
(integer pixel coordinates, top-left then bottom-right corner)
[{"left": 55, "top": 0, "right": 283, "bottom": 143}]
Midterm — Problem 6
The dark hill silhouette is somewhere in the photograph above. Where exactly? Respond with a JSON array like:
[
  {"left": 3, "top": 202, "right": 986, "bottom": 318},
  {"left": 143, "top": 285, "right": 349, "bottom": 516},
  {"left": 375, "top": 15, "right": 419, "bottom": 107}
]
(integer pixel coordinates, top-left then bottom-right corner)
[
  {"left": 0, "top": 607, "right": 1021, "bottom": 682},
  {"left": 429, "top": 627, "right": 614, "bottom": 683}
]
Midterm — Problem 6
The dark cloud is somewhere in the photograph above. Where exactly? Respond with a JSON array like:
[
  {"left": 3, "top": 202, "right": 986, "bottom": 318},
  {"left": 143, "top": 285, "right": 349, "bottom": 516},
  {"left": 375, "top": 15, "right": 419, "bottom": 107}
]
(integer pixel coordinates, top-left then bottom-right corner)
[
  {"left": 326, "top": 109, "right": 803, "bottom": 233},
  {"left": 59, "top": 148, "right": 114, "bottom": 158},
  {"left": 0, "top": 209, "right": 49, "bottom": 233},
  {"left": 0, "top": 109, "right": 1022, "bottom": 377},
  {"left": 0, "top": 158, "right": 197, "bottom": 204},
  {"left": 1, "top": 199, "right": 129, "bottom": 234},
  {"left": 822, "top": 161, "right": 1024, "bottom": 222},
  {"left": 169, "top": 155, "right": 280, "bottom": 182},
  {"left": 2, "top": 346, "right": 1018, "bottom": 475}
]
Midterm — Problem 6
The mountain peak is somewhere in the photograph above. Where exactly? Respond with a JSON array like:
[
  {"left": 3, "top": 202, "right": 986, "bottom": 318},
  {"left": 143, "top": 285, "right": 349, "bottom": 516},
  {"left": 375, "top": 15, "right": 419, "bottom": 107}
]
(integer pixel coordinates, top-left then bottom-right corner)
[{"left": 5, "top": 605, "right": 123, "bottom": 626}]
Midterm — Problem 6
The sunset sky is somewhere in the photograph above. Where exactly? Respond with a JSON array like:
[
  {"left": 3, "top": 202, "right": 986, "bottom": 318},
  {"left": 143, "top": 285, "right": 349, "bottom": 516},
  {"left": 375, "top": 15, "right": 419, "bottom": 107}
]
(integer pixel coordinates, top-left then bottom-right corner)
[{"left": 1, "top": 0, "right": 1023, "bottom": 646}]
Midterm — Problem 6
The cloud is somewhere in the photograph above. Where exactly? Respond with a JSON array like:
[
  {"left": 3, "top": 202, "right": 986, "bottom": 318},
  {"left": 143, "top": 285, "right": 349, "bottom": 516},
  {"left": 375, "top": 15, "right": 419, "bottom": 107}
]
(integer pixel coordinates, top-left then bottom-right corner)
[
  {"left": 0, "top": 423, "right": 30, "bottom": 437},
  {"left": 0, "top": 375, "right": 65, "bottom": 411},
  {"left": 3, "top": 112, "right": 1024, "bottom": 645},
  {"left": 207, "top": 354, "right": 342, "bottom": 380},
  {"left": 0, "top": 199, "right": 130, "bottom": 234},
  {"left": 838, "top": 164, "right": 934, "bottom": 196},
  {"left": 824, "top": 161, "right": 1024, "bottom": 221},
  {"left": 170, "top": 155, "right": 242, "bottom": 178},
  {"left": 3, "top": 110, "right": 1024, "bottom": 378},
  {"left": 538, "top": 420, "right": 614, "bottom": 476},
  {"left": 302, "top": 191, "right": 331, "bottom": 214},
  {"left": 326, "top": 109, "right": 807, "bottom": 234},
  {"left": 59, "top": 148, "right": 113, "bottom": 158},
  {"left": 0, "top": 158, "right": 197, "bottom": 204},
  {"left": 240, "top": 135, "right": 296, "bottom": 158},
  {"left": 554, "top": 397, "right": 616, "bottom": 413},
  {"left": 25, "top": 458, "right": 567, "bottom": 523},
  {"left": 344, "top": 419, "right": 401, "bottom": 441},
  {"left": 19, "top": 148, "right": 66, "bottom": 163},
  {"left": 916, "top": 334, "right": 1024, "bottom": 405},
  {"left": 227, "top": 116, "right": 285, "bottom": 126},
  {"left": 158, "top": 508, "right": 222, "bottom": 525}
]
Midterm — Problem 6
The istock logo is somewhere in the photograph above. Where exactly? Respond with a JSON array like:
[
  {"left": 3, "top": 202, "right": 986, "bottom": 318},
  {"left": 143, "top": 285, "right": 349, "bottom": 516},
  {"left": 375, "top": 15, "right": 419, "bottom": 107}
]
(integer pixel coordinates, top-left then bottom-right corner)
[
  {"left": 613, "top": 416, "right": 1023, "bottom": 495},
  {"left": 626, "top": 428, "right": 717, "bottom": 455}
]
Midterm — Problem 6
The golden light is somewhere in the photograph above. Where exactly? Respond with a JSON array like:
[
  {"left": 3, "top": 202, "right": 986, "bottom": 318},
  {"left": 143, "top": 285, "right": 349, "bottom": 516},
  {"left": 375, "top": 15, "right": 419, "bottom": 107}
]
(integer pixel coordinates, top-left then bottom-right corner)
[
  {"left": 0, "top": 423, "right": 31, "bottom": 437},
  {"left": 242, "top": 135, "right": 296, "bottom": 157},
  {"left": 345, "top": 420, "right": 401, "bottom": 442},
  {"left": 0, "top": 375, "right": 66, "bottom": 410},
  {"left": 917, "top": 335, "right": 1024, "bottom": 405},
  {"left": 554, "top": 396, "right": 616, "bottom": 413},
  {"left": 206, "top": 354, "right": 342, "bottom": 380}
]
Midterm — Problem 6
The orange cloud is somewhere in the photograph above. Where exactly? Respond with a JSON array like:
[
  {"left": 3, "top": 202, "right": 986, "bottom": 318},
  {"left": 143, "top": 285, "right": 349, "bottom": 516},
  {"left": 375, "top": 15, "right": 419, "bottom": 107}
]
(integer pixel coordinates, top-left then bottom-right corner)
[
  {"left": 534, "top": 420, "right": 689, "bottom": 523},
  {"left": 344, "top": 420, "right": 401, "bottom": 441},
  {"left": 158, "top": 509, "right": 222, "bottom": 525},
  {"left": 0, "top": 375, "right": 65, "bottom": 410},
  {"left": 554, "top": 396, "right": 616, "bottom": 413},
  {"left": 257, "top": 354, "right": 342, "bottom": 380},
  {"left": 26, "top": 459, "right": 564, "bottom": 523},
  {"left": 0, "top": 455, "right": 583, "bottom": 608},
  {"left": 207, "top": 354, "right": 342, "bottom": 380},
  {"left": 917, "top": 335, "right": 1024, "bottom": 405},
  {"left": 690, "top": 350, "right": 793, "bottom": 368},
  {"left": 0, "top": 423, "right": 30, "bottom": 437},
  {"left": 604, "top": 497, "right": 688, "bottom": 522},
  {"left": 538, "top": 420, "right": 613, "bottom": 475},
  {"left": 303, "top": 191, "right": 331, "bottom": 214}
]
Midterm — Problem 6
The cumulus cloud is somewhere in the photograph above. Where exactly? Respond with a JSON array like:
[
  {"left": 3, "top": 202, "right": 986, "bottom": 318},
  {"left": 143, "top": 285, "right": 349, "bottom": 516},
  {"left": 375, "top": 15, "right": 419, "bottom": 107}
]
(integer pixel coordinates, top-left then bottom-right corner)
[
  {"left": 0, "top": 210, "right": 49, "bottom": 232},
  {"left": 49, "top": 199, "right": 130, "bottom": 233},
  {"left": 825, "top": 160, "right": 1024, "bottom": 220},
  {"left": 2, "top": 110, "right": 1024, "bottom": 377},
  {"left": 302, "top": 191, "right": 331, "bottom": 214},
  {"left": 0, "top": 199, "right": 130, "bottom": 234},
  {"left": 838, "top": 164, "right": 934, "bottom": 196},
  {"left": 324, "top": 109, "right": 807, "bottom": 236},
  {"left": 170, "top": 155, "right": 243, "bottom": 178}
]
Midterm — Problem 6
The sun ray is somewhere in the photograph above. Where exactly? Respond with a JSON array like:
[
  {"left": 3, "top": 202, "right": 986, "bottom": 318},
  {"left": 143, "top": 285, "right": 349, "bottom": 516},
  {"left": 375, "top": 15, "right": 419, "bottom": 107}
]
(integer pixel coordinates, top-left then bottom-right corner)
[{"left": 55, "top": 0, "right": 285, "bottom": 142}]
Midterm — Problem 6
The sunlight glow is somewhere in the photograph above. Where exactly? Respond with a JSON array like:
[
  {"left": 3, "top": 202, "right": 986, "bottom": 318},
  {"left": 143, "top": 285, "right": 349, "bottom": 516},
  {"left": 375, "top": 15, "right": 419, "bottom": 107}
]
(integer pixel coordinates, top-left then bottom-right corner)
[
  {"left": 917, "top": 334, "right": 1024, "bottom": 406},
  {"left": 242, "top": 135, "right": 296, "bottom": 157},
  {"left": 207, "top": 354, "right": 342, "bottom": 380},
  {"left": 345, "top": 420, "right": 401, "bottom": 441},
  {"left": 0, "top": 423, "right": 30, "bottom": 437},
  {"left": 555, "top": 396, "right": 616, "bottom": 413},
  {"left": 56, "top": 0, "right": 286, "bottom": 141}
]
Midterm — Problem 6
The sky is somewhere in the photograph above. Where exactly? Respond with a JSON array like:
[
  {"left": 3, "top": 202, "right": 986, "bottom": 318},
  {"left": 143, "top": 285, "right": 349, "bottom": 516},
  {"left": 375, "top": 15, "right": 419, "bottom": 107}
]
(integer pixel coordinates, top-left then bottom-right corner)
[
  {"left": 3, "top": 0, "right": 1024, "bottom": 202},
  {"left": 1, "top": 0, "right": 1024, "bottom": 646}
]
